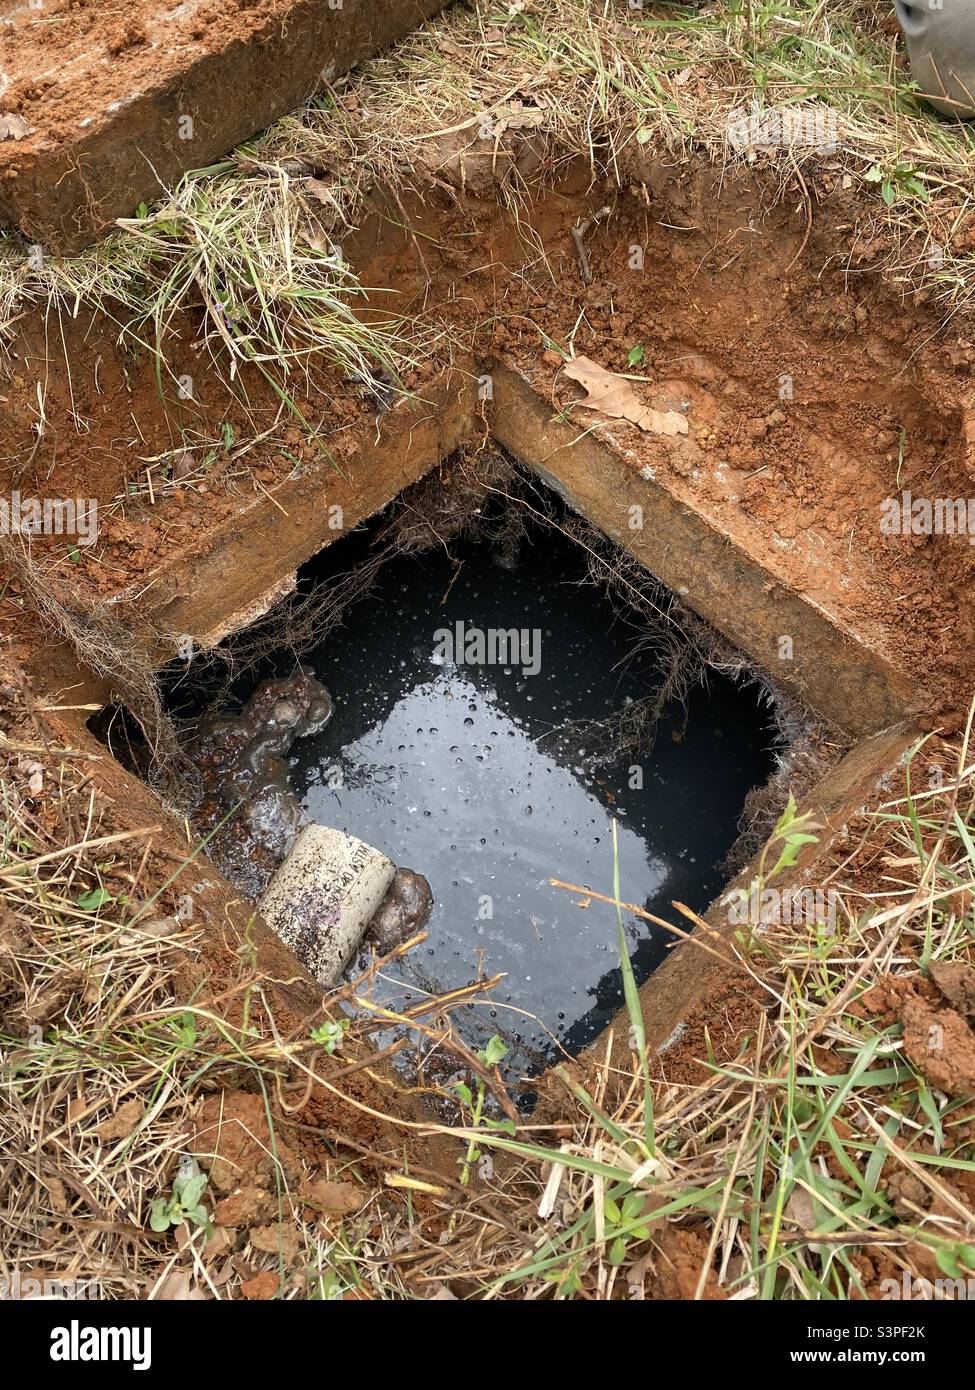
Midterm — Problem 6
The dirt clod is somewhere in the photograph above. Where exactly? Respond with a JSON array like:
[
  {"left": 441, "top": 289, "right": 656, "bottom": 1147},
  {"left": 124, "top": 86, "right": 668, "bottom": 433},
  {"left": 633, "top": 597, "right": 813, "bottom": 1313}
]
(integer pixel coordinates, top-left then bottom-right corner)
[
  {"left": 249, "top": 1222, "right": 301, "bottom": 1262},
  {"left": 299, "top": 1177, "right": 366, "bottom": 1214},
  {"left": 96, "top": 1098, "right": 145, "bottom": 1142},
  {"left": 928, "top": 958, "right": 975, "bottom": 1018},
  {"left": 240, "top": 1269, "right": 280, "bottom": 1301},
  {"left": 863, "top": 970, "right": 975, "bottom": 1096},
  {"left": 192, "top": 1092, "right": 298, "bottom": 1194},
  {"left": 213, "top": 1187, "right": 275, "bottom": 1229}
]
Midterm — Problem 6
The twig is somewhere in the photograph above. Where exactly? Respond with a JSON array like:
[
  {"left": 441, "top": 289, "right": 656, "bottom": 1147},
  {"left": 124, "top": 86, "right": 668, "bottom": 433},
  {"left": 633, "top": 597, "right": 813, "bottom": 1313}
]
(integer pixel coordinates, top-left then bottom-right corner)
[{"left": 571, "top": 204, "right": 612, "bottom": 286}]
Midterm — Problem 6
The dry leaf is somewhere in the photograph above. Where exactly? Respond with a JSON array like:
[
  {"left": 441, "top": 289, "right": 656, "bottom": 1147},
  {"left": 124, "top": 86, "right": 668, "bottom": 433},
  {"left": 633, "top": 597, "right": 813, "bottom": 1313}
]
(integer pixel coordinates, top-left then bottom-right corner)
[
  {"left": 300, "top": 1177, "right": 366, "bottom": 1213},
  {"left": 20, "top": 760, "right": 44, "bottom": 795},
  {"left": 67, "top": 1095, "right": 88, "bottom": 1124},
  {"left": 785, "top": 1186, "right": 817, "bottom": 1236},
  {"left": 249, "top": 1221, "right": 300, "bottom": 1262},
  {"left": 304, "top": 178, "right": 339, "bottom": 209},
  {"left": 563, "top": 355, "right": 688, "bottom": 436},
  {"left": 0, "top": 114, "right": 32, "bottom": 141},
  {"left": 241, "top": 1269, "right": 279, "bottom": 1300},
  {"left": 125, "top": 916, "right": 179, "bottom": 940},
  {"left": 47, "top": 1176, "right": 68, "bottom": 1213},
  {"left": 205, "top": 1226, "right": 234, "bottom": 1257},
  {"left": 171, "top": 449, "right": 196, "bottom": 482},
  {"left": 154, "top": 1269, "right": 204, "bottom": 1300}
]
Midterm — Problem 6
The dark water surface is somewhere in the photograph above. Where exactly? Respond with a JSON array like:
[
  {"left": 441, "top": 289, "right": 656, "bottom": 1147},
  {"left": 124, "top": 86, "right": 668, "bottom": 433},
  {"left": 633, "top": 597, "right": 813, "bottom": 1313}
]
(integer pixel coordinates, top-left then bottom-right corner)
[{"left": 289, "top": 519, "right": 775, "bottom": 1073}]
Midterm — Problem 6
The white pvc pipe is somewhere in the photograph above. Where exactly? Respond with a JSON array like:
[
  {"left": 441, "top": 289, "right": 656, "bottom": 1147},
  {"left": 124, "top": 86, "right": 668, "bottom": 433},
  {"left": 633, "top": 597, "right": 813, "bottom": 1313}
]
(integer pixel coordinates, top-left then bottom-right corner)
[{"left": 259, "top": 823, "right": 395, "bottom": 987}]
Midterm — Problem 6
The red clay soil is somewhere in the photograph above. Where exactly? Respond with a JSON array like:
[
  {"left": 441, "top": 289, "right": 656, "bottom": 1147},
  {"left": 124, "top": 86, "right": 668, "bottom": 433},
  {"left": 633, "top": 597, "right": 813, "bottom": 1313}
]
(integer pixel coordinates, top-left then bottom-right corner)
[
  {"left": 483, "top": 166, "right": 975, "bottom": 725},
  {"left": 2, "top": 159, "right": 973, "bottom": 722},
  {"left": 860, "top": 966, "right": 975, "bottom": 1097}
]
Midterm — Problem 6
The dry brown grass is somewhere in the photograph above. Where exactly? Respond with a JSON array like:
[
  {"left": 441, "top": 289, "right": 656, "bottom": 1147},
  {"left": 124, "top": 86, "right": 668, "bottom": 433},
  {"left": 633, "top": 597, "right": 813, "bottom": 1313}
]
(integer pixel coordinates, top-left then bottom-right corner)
[
  {"left": 5, "top": 0, "right": 975, "bottom": 378},
  {"left": 3, "top": 679, "right": 973, "bottom": 1299}
]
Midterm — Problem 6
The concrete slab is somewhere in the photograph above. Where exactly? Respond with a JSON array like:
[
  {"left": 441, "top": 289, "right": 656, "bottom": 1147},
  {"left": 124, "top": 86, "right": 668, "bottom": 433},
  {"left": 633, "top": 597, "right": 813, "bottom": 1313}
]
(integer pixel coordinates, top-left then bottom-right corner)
[
  {"left": 143, "top": 371, "right": 477, "bottom": 656},
  {"left": 0, "top": 0, "right": 446, "bottom": 253},
  {"left": 489, "top": 362, "right": 916, "bottom": 740}
]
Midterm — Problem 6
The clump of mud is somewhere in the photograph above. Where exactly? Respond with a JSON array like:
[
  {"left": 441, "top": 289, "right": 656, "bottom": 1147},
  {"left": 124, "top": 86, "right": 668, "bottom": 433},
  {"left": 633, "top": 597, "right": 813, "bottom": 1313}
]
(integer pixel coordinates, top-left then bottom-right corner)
[
  {"left": 190, "top": 668, "right": 334, "bottom": 896},
  {"left": 364, "top": 868, "right": 434, "bottom": 954},
  {"left": 189, "top": 669, "right": 435, "bottom": 959},
  {"left": 860, "top": 960, "right": 975, "bottom": 1097}
]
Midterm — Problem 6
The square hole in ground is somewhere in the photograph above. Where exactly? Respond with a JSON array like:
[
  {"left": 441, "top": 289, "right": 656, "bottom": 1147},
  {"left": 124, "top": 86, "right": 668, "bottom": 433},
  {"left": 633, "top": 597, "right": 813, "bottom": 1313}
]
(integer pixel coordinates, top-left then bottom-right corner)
[{"left": 93, "top": 457, "right": 786, "bottom": 1077}]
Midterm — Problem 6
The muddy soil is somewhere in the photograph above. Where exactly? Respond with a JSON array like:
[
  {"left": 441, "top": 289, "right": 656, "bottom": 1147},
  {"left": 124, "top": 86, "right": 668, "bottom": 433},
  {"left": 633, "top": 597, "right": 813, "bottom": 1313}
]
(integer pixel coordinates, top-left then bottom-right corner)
[{"left": 189, "top": 669, "right": 334, "bottom": 894}]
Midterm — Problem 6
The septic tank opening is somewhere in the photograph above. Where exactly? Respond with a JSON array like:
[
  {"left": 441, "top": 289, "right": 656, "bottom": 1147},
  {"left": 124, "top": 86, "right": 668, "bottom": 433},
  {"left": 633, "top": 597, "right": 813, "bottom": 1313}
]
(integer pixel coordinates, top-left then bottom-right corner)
[{"left": 90, "top": 454, "right": 797, "bottom": 1077}]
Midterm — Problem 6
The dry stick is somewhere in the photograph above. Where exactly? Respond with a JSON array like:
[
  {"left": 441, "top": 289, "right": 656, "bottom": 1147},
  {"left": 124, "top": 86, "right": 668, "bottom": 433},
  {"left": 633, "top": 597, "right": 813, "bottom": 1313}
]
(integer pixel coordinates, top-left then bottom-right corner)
[
  {"left": 570, "top": 204, "right": 612, "bottom": 286},
  {"left": 548, "top": 877, "right": 741, "bottom": 970},
  {"left": 352, "top": 973, "right": 505, "bottom": 1032},
  {"left": 428, "top": 1030, "right": 520, "bottom": 1127},
  {"left": 784, "top": 156, "right": 814, "bottom": 274},
  {"left": 693, "top": 1009, "right": 766, "bottom": 1301},
  {"left": 279, "top": 1118, "right": 470, "bottom": 1194},
  {"left": 0, "top": 825, "right": 163, "bottom": 878},
  {"left": 265, "top": 965, "right": 518, "bottom": 1120},
  {"left": 0, "top": 732, "right": 100, "bottom": 760},
  {"left": 385, "top": 183, "right": 430, "bottom": 283},
  {"left": 854, "top": 1103, "right": 975, "bottom": 1228}
]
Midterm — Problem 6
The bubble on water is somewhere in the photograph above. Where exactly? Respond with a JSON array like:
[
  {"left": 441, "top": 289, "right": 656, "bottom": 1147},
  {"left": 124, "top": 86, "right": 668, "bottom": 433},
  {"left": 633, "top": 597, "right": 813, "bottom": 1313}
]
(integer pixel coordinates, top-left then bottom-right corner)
[{"left": 283, "top": 515, "right": 773, "bottom": 1080}]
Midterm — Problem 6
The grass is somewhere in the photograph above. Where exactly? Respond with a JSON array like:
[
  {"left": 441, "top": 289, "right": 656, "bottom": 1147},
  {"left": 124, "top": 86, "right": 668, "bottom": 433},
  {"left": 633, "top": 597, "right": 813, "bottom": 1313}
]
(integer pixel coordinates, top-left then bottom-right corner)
[
  {"left": 5, "top": 0, "right": 975, "bottom": 402},
  {"left": 3, "top": 694, "right": 973, "bottom": 1299},
  {"left": 3, "top": 0, "right": 975, "bottom": 1299},
  {"left": 178, "top": 0, "right": 975, "bottom": 311},
  {"left": 0, "top": 700, "right": 508, "bottom": 1299},
  {"left": 442, "top": 726, "right": 975, "bottom": 1299},
  {"left": 8, "top": 163, "right": 421, "bottom": 443}
]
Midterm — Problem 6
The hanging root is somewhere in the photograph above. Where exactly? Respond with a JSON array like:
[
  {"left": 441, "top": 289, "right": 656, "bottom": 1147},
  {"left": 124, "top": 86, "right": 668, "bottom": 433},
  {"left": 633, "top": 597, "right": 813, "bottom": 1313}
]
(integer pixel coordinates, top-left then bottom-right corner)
[
  {"left": 437, "top": 452, "right": 849, "bottom": 851},
  {"left": 165, "top": 446, "right": 524, "bottom": 724},
  {"left": 78, "top": 441, "right": 845, "bottom": 855},
  {"left": 0, "top": 533, "right": 182, "bottom": 774}
]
